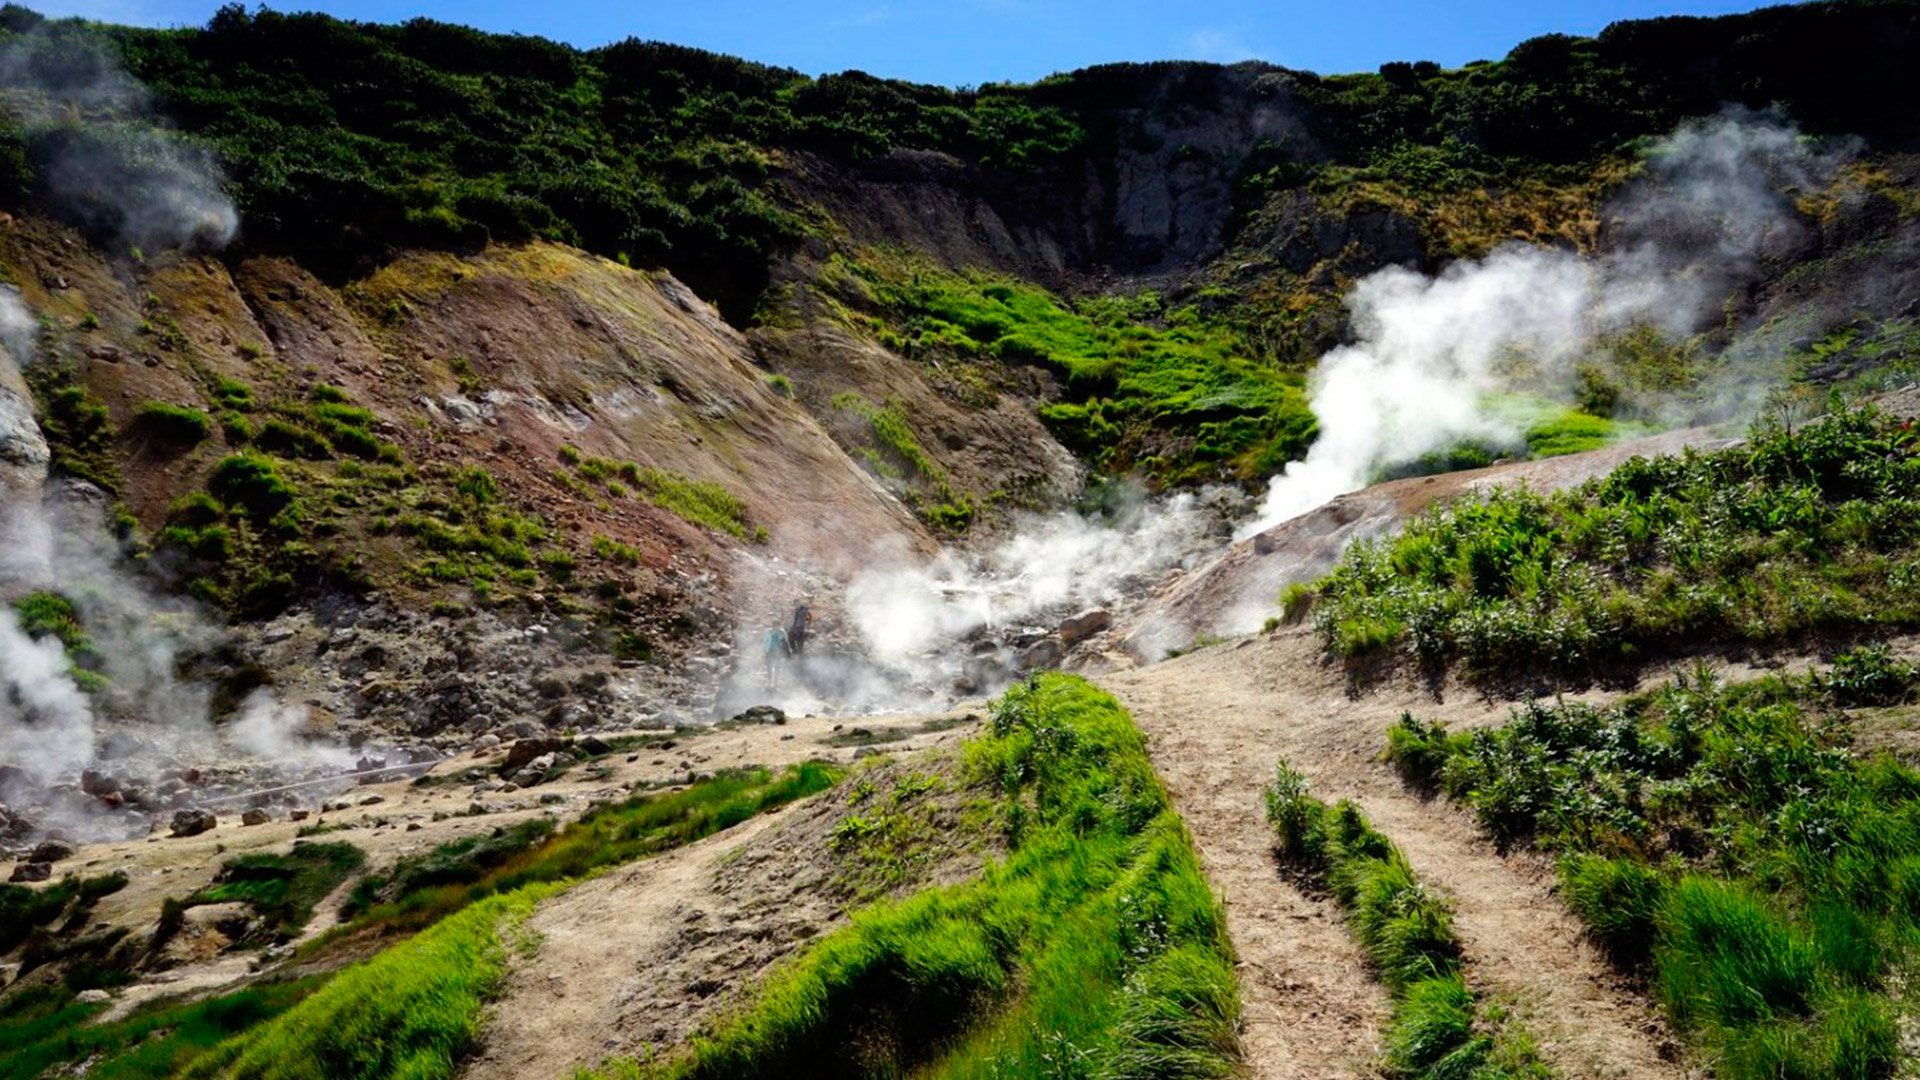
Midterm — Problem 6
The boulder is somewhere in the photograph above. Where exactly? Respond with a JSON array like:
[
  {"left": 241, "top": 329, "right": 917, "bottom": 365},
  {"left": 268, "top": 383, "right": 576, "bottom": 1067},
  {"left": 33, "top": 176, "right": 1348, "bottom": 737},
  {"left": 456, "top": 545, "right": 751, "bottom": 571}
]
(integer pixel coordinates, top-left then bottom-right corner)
[
  {"left": 75, "top": 988, "right": 112, "bottom": 1004},
  {"left": 241, "top": 809, "right": 271, "bottom": 826},
  {"left": 9, "top": 861, "right": 50, "bottom": 882},
  {"left": 1017, "top": 638, "right": 1064, "bottom": 672},
  {"left": 289, "top": 809, "right": 310, "bottom": 822},
  {"left": 729, "top": 705, "right": 787, "bottom": 726},
  {"left": 503, "top": 737, "right": 566, "bottom": 773},
  {"left": 1057, "top": 608, "right": 1113, "bottom": 646},
  {"left": 169, "top": 809, "right": 217, "bottom": 837},
  {"left": 26, "top": 840, "right": 74, "bottom": 863},
  {"left": 510, "top": 753, "right": 557, "bottom": 787}
]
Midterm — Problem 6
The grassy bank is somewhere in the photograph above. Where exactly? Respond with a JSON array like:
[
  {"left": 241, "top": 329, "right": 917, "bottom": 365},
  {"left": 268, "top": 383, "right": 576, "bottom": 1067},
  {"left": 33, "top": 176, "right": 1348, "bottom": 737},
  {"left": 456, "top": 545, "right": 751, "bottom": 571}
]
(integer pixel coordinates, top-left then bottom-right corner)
[
  {"left": 313, "top": 762, "right": 841, "bottom": 951},
  {"left": 1304, "top": 408, "right": 1920, "bottom": 683},
  {"left": 592, "top": 673, "right": 1242, "bottom": 1079},
  {"left": 834, "top": 252, "right": 1316, "bottom": 488},
  {"left": 180, "top": 885, "right": 558, "bottom": 1080},
  {"left": 1385, "top": 658, "right": 1920, "bottom": 1079},
  {"left": 0, "top": 978, "right": 324, "bottom": 1080},
  {"left": 1262, "top": 761, "right": 1550, "bottom": 1079}
]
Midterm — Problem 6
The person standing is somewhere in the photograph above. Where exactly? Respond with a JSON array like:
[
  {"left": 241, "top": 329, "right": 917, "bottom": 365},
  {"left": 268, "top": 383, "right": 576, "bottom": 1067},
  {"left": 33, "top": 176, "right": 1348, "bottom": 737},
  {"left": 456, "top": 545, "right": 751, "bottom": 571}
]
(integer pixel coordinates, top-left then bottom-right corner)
[
  {"left": 788, "top": 601, "right": 812, "bottom": 656},
  {"left": 762, "top": 625, "right": 789, "bottom": 691}
]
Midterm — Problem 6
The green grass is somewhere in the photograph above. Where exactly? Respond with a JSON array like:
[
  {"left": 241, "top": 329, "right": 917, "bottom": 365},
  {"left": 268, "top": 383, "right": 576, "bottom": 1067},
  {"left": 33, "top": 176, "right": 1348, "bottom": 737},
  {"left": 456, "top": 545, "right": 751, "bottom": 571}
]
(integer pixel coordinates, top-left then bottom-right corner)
[
  {"left": 841, "top": 254, "right": 1314, "bottom": 487},
  {"left": 189, "top": 842, "right": 366, "bottom": 942},
  {"left": 0, "top": 872, "right": 127, "bottom": 954},
  {"left": 180, "top": 886, "right": 558, "bottom": 1080},
  {"left": 1384, "top": 665, "right": 1918, "bottom": 1079},
  {"left": 0, "top": 978, "right": 324, "bottom": 1080},
  {"left": 317, "top": 763, "right": 840, "bottom": 949},
  {"left": 135, "top": 400, "right": 212, "bottom": 445},
  {"left": 589, "top": 674, "right": 1242, "bottom": 1080},
  {"left": 1305, "top": 408, "right": 1920, "bottom": 683},
  {"left": 1261, "top": 761, "right": 1550, "bottom": 1079},
  {"left": 626, "top": 465, "right": 757, "bottom": 541},
  {"left": 832, "top": 392, "right": 975, "bottom": 532},
  {"left": 8, "top": 590, "right": 106, "bottom": 691}
]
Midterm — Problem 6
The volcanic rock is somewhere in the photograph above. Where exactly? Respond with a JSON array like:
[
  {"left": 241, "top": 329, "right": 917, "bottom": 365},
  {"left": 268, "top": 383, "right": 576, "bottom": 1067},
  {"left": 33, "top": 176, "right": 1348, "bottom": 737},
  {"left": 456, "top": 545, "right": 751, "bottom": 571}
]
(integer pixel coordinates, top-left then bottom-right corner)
[
  {"left": 9, "top": 861, "right": 50, "bottom": 882},
  {"left": 170, "top": 809, "right": 217, "bottom": 837},
  {"left": 27, "top": 840, "right": 74, "bottom": 863}
]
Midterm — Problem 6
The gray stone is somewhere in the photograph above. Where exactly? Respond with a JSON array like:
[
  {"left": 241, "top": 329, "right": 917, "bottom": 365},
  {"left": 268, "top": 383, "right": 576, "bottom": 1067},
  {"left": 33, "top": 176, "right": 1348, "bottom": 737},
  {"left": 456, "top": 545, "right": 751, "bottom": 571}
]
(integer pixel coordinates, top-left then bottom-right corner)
[{"left": 169, "top": 808, "right": 216, "bottom": 837}]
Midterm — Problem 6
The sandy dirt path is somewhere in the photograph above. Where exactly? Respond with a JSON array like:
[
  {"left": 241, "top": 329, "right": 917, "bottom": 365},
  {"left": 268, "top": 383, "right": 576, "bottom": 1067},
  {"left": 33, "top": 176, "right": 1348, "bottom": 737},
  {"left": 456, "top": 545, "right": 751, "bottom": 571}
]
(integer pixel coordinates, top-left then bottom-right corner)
[
  {"left": 1103, "top": 630, "right": 1697, "bottom": 1080},
  {"left": 464, "top": 807, "right": 794, "bottom": 1080}
]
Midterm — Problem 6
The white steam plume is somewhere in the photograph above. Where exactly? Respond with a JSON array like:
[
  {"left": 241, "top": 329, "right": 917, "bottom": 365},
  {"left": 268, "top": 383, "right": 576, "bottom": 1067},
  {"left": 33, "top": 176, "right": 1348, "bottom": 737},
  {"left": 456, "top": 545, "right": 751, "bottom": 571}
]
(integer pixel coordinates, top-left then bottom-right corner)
[
  {"left": 722, "top": 486, "right": 1227, "bottom": 715},
  {"left": 1242, "top": 109, "right": 1848, "bottom": 535},
  {"left": 0, "top": 25, "right": 238, "bottom": 252}
]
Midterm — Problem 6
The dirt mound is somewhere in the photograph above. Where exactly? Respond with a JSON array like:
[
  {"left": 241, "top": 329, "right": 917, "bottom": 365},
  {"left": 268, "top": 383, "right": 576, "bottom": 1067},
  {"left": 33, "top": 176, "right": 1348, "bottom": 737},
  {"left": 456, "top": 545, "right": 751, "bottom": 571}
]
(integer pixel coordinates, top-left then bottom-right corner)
[{"left": 465, "top": 749, "right": 992, "bottom": 1078}]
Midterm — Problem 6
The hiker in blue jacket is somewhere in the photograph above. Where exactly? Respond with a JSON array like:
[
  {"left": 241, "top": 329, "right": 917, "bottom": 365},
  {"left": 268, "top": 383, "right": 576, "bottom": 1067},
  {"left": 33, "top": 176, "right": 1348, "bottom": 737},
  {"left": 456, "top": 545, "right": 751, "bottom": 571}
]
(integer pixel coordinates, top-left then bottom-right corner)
[{"left": 762, "top": 625, "right": 789, "bottom": 691}]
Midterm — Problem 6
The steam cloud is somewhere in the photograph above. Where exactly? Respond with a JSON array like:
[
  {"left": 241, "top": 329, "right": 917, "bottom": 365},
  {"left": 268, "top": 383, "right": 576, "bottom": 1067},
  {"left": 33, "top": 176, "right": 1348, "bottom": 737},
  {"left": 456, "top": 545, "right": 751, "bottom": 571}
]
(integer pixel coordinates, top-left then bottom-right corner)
[
  {"left": 1243, "top": 109, "right": 1848, "bottom": 534},
  {"left": 0, "top": 287, "right": 339, "bottom": 839},
  {"left": 0, "top": 24, "right": 238, "bottom": 252},
  {"left": 0, "top": 496, "right": 351, "bottom": 786},
  {"left": 725, "top": 487, "right": 1227, "bottom": 714}
]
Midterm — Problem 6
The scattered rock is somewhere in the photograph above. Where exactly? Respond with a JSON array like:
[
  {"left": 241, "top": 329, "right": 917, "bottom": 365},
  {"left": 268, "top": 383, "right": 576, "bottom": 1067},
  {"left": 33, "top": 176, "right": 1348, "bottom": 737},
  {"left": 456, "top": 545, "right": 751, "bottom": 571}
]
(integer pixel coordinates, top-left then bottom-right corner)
[
  {"left": 27, "top": 840, "right": 74, "bottom": 863},
  {"left": 8, "top": 861, "right": 50, "bottom": 882},
  {"left": 75, "top": 989, "right": 111, "bottom": 1004},
  {"left": 290, "top": 809, "right": 310, "bottom": 822},
  {"left": 1056, "top": 608, "right": 1113, "bottom": 646},
  {"left": 169, "top": 809, "right": 216, "bottom": 837},
  {"left": 504, "top": 737, "right": 566, "bottom": 773},
  {"left": 729, "top": 705, "right": 786, "bottom": 726},
  {"left": 241, "top": 809, "right": 271, "bottom": 826}
]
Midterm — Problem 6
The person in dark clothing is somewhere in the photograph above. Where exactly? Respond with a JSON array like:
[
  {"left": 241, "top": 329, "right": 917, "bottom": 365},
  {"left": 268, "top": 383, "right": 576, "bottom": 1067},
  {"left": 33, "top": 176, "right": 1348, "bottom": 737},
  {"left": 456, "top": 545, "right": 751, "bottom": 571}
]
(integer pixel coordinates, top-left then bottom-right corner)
[{"left": 788, "top": 602, "right": 812, "bottom": 656}]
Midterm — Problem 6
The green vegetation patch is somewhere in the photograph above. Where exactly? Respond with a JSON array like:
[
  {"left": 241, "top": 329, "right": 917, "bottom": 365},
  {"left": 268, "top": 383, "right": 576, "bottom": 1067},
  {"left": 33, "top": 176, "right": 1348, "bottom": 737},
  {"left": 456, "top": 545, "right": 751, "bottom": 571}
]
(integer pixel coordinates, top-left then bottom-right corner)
[
  {"left": 594, "top": 674, "right": 1242, "bottom": 1079},
  {"left": 320, "top": 763, "right": 839, "bottom": 949},
  {"left": 1384, "top": 662, "right": 1920, "bottom": 1079},
  {"left": 842, "top": 255, "right": 1314, "bottom": 487},
  {"left": 0, "top": 872, "right": 127, "bottom": 955},
  {"left": 0, "top": 977, "right": 324, "bottom": 1080},
  {"left": 1262, "top": 762, "right": 1549, "bottom": 1079},
  {"left": 832, "top": 393, "right": 974, "bottom": 532},
  {"left": 189, "top": 842, "right": 366, "bottom": 943},
  {"left": 135, "top": 401, "right": 212, "bottom": 446},
  {"left": 8, "top": 590, "right": 107, "bottom": 693},
  {"left": 180, "top": 885, "right": 558, "bottom": 1080},
  {"left": 1306, "top": 408, "right": 1920, "bottom": 683}
]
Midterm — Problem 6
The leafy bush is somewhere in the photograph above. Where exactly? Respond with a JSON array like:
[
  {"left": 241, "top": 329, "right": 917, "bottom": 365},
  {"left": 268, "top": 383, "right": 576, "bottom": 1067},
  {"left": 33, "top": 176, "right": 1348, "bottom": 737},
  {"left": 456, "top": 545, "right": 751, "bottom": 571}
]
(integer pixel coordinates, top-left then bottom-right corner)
[
  {"left": 1822, "top": 643, "right": 1917, "bottom": 707},
  {"left": 1390, "top": 671, "right": 1919, "bottom": 1080},
  {"left": 209, "top": 454, "right": 296, "bottom": 522},
  {"left": 1314, "top": 409, "right": 1920, "bottom": 682}
]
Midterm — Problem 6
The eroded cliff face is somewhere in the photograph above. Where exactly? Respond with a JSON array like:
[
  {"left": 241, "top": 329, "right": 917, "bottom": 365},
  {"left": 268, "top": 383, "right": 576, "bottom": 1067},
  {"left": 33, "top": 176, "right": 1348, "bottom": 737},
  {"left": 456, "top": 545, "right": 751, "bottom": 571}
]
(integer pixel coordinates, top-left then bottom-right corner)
[{"left": 0, "top": 218, "right": 1045, "bottom": 749}]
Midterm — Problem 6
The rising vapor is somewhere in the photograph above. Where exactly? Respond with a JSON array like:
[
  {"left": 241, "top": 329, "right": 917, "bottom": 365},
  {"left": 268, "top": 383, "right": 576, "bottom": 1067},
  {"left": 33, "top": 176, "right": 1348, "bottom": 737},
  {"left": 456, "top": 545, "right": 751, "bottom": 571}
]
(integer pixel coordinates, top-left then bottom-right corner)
[{"left": 1242, "top": 109, "right": 1848, "bottom": 535}]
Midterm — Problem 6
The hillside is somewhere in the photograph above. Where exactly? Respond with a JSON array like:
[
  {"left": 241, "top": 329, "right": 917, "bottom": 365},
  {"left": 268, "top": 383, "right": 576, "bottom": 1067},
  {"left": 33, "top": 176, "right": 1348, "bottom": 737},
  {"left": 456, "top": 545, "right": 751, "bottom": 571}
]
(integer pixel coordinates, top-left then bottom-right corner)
[{"left": 5, "top": 0, "right": 1920, "bottom": 1078}]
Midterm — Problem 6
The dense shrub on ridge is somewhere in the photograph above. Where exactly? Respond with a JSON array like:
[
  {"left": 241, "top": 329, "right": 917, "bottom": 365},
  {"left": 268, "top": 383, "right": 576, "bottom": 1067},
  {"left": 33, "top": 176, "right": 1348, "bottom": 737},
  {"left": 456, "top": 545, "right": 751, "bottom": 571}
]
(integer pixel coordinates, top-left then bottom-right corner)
[{"left": 1309, "top": 408, "right": 1920, "bottom": 681}]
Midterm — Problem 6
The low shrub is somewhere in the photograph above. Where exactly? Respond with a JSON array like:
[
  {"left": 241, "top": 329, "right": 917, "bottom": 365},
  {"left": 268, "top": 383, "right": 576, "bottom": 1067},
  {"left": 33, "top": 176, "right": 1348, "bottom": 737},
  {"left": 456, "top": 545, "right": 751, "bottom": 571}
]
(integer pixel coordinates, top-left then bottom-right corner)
[{"left": 135, "top": 401, "right": 211, "bottom": 445}]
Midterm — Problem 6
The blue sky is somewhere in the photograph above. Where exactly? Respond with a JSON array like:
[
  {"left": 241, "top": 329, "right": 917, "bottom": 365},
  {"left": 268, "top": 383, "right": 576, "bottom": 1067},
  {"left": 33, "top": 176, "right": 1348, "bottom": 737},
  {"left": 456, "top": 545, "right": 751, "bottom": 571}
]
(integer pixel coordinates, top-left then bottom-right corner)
[{"left": 37, "top": 0, "right": 1775, "bottom": 85}]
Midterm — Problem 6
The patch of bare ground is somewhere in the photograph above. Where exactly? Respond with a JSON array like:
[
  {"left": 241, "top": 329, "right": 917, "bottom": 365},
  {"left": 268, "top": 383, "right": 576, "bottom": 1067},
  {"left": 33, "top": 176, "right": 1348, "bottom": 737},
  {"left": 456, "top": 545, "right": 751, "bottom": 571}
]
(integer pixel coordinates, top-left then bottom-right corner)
[
  {"left": 15, "top": 709, "right": 980, "bottom": 1017},
  {"left": 463, "top": 750, "right": 992, "bottom": 1080},
  {"left": 1102, "top": 629, "right": 1704, "bottom": 1080}
]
